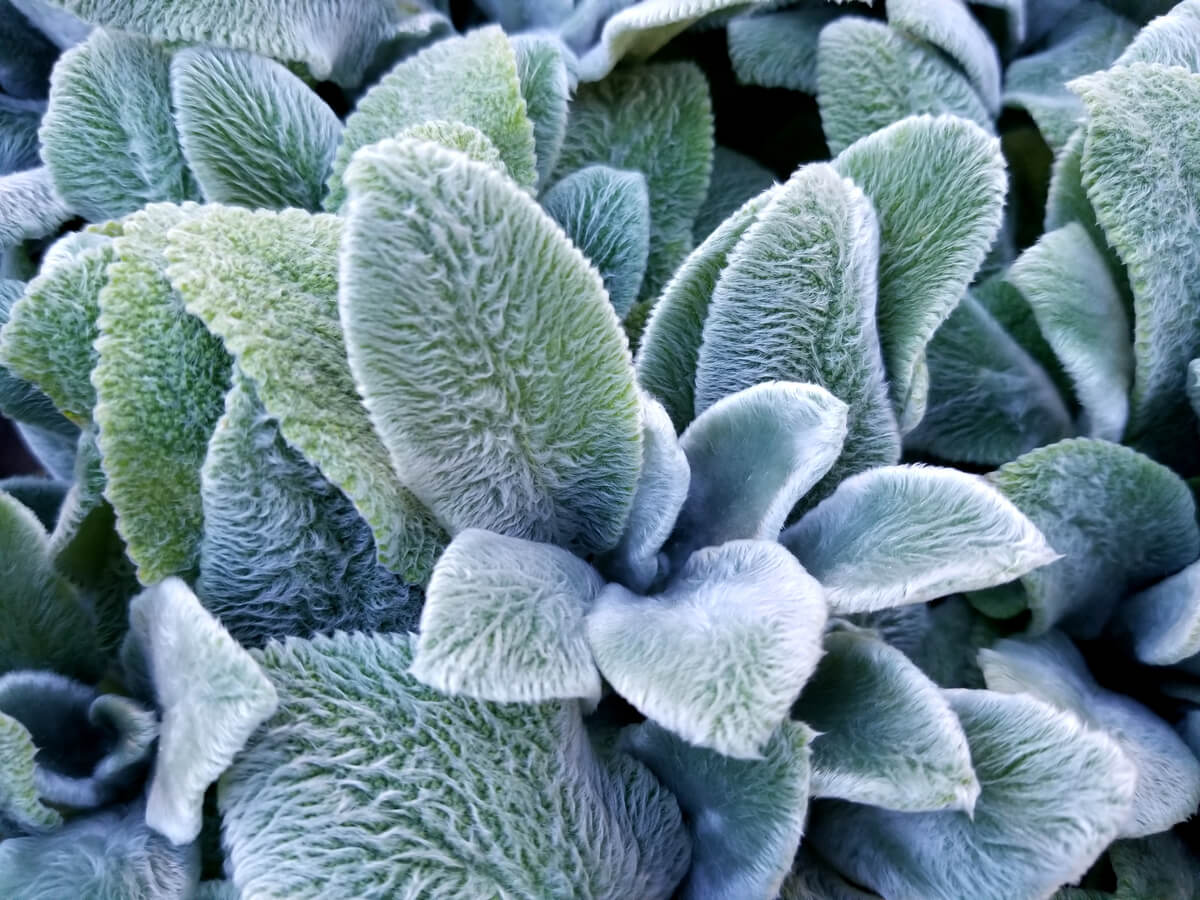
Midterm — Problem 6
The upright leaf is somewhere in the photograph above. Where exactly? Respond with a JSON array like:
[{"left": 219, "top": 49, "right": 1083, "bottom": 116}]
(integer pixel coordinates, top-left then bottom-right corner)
[
  {"left": 886, "top": 0, "right": 1002, "bottom": 113},
  {"left": 0, "top": 278, "right": 79, "bottom": 443},
  {"left": 1115, "top": 0, "right": 1200, "bottom": 70},
  {"left": 729, "top": 7, "right": 840, "bottom": 95},
  {"left": 513, "top": 34, "right": 570, "bottom": 188},
  {"left": 691, "top": 146, "right": 775, "bottom": 245}
]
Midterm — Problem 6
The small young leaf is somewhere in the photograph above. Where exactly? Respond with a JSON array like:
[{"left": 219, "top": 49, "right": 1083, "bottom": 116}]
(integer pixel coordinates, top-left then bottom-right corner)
[
  {"left": 1116, "top": 559, "right": 1200, "bottom": 666},
  {"left": 513, "top": 34, "right": 570, "bottom": 188},
  {"left": 729, "top": 7, "right": 840, "bottom": 95},
  {"left": 340, "top": 137, "right": 640, "bottom": 556},
  {"left": 132, "top": 577, "right": 278, "bottom": 845},
  {"left": 987, "top": 438, "right": 1200, "bottom": 636},
  {"left": 326, "top": 26, "right": 536, "bottom": 209},
  {"left": 0, "top": 166, "right": 71, "bottom": 248},
  {"left": 886, "top": 0, "right": 1002, "bottom": 114},
  {"left": 588, "top": 540, "right": 827, "bottom": 758},
  {"left": 1115, "top": 0, "right": 1200, "bottom": 69},
  {"left": 0, "top": 711, "right": 60, "bottom": 834},
  {"left": 691, "top": 146, "right": 775, "bottom": 245},
  {"left": 171, "top": 47, "right": 342, "bottom": 211},
  {"left": 541, "top": 165, "right": 650, "bottom": 317},
  {"left": 782, "top": 465, "right": 1057, "bottom": 614}
]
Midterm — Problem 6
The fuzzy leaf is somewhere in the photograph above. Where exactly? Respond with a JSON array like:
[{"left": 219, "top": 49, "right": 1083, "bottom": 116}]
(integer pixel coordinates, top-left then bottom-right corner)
[
  {"left": 0, "top": 95, "right": 44, "bottom": 176},
  {"left": 1115, "top": 0, "right": 1200, "bottom": 69},
  {"left": 886, "top": 0, "right": 1002, "bottom": 113},
  {"left": 171, "top": 47, "right": 341, "bottom": 211},
  {"left": 341, "top": 137, "right": 640, "bottom": 555},
  {"left": 987, "top": 438, "right": 1200, "bottom": 636},
  {"left": 1008, "top": 223, "right": 1132, "bottom": 441},
  {"left": 974, "top": 274, "right": 1078, "bottom": 400},
  {"left": 817, "top": 18, "right": 992, "bottom": 157},
  {"left": 0, "top": 476, "right": 66, "bottom": 530},
  {"left": 1117, "top": 559, "right": 1200, "bottom": 666},
  {"left": 542, "top": 165, "right": 650, "bottom": 317},
  {"left": 779, "top": 847, "right": 879, "bottom": 900},
  {"left": 9, "top": 0, "right": 90, "bottom": 50},
  {"left": 796, "top": 629, "right": 979, "bottom": 813},
  {"left": 0, "top": 0, "right": 56, "bottom": 98},
  {"left": 326, "top": 27, "right": 536, "bottom": 210},
  {"left": 588, "top": 540, "right": 826, "bottom": 758},
  {"left": 1056, "top": 833, "right": 1200, "bottom": 900},
  {"left": 132, "top": 577, "right": 278, "bottom": 845},
  {"left": 513, "top": 34, "right": 570, "bottom": 188},
  {"left": 552, "top": 62, "right": 713, "bottom": 302},
  {"left": 636, "top": 185, "right": 778, "bottom": 432},
  {"left": 0, "top": 711, "right": 60, "bottom": 834},
  {"left": 691, "top": 146, "right": 775, "bottom": 244},
  {"left": 693, "top": 163, "right": 899, "bottom": 502},
  {"left": 729, "top": 7, "right": 839, "bottom": 94},
  {"left": 413, "top": 528, "right": 603, "bottom": 702},
  {"left": 668, "top": 382, "right": 847, "bottom": 565},
  {"left": 165, "top": 205, "right": 444, "bottom": 582},
  {"left": 783, "top": 465, "right": 1057, "bottom": 614},
  {"left": 14, "top": 421, "right": 78, "bottom": 479},
  {"left": 981, "top": 631, "right": 1200, "bottom": 838},
  {"left": 0, "top": 166, "right": 71, "bottom": 248},
  {"left": 0, "top": 279, "right": 78, "bottom": 442},
  {"left": 220, "top": 631, "right": 690, "bottom": 899},
  {"left": 93, "top": 202, "right": 229, "bottom": 583},
  {"left": 396, "top": 120, "right": 507, "bottom": 173},
  {"left": 621, "top": 719, "right": 813, "bottom": 900}
]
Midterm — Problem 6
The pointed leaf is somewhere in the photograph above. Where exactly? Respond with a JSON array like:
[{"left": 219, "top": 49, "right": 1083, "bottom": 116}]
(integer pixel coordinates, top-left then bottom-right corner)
[
  {"left": 988, "top": 437, "right": 1200, "bottom": 636},
  {"left": 341, "top": 137, "right": 640, "bottom": 555},
  {"left": 0, "top": 711, "right": 60, "bottom": 834},
  {"left": 8, "top": 0, "right": 90, "bottom": 50},
  {"left": 1116, "top": 0, "right": 1200, "bottom": 70},
  {"left": 513, "top": 34, "right": 570, "bottom": 188},
  {"left": 220, "top": 631, "right": 689, "bottom": 899},
  {"left": 782, "top": 465, "right": 1057, "bottom": 614},
  {"left": 887, "top": 0, "right": 1002, "bottom": 113},
  {"left": 729, "top": 7, "right": 840, "bottom": 94},
  {"left": 621, "top": 719, "right": 813, "bottom": 900},
  {"left": 132, "top": 577, "right": 278, "bottom": 845},
  {"left": 0, "top": 166, "right": 71, "bottom": 249},
  {"left": 588, "top": 540, "right": 827, "bottom": 758},
  {"left": 691, "top": 146, "right": 775, "bottom": 244}
]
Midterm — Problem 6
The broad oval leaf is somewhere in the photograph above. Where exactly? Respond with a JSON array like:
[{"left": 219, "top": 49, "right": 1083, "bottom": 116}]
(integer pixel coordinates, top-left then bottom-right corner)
[
  {"left": 886, "top": 0, "right": 1002, "bottom": 113},
  {"left": 1117, "top": 559, "right": 1200, "bottom": 666},
  {"left": 729, "top": 7, "right": 840, "bottom": 95},
  {"left": 1115, "top": 0, "right": 1200, "bottom": 70}
]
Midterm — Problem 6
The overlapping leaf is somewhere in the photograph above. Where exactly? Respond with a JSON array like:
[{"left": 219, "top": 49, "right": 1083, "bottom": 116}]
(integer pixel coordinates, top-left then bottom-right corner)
[
  {"left": 691, "top": 146, "right": 775, "bottom": 245},
  {"left": 729, "top": 7, "right": 840, "bottom": 95},
  {"left": 887, "top": 0, "right": 1002, "bottom": 113}
]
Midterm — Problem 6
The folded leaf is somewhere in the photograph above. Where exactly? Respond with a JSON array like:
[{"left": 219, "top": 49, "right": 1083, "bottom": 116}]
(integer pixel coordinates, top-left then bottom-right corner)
[
  {"left": 553, "top": 62, "right": 713, "bottom": 302},
  {"left": 887, "top": 0, "right": 1002, "bottom": 113},
  {"left": 0, "top": 280, "right": 79, "bottom": 443},
  {"left": 513, "top": 34, "right": 570, "bottom": 187},
  {"left": 691, "top": 146, "right": 775, "bottom": 245},
  {"left": 783, "top": 465, "right": 1057, "bottom": 614},
  {"left": 132, "top": 577, "right": 278, "bottom": 845},
  {"left": 808, "top": 688, "right": 1136, "bottom": 900},
  {"left": 988, "top": 437, "right": 1200, "bottom": 636},
  {"left": 668, "top": 382, "right": 847, "bottom": 565},
  {"left": 980, "top": 631, "right": 1200, "bottom": 838},
  {"left": 14, "top": 420, "right": 78, "bottom": 479},
  {"left": 541, "top": 165, "right": 650, "bottom": 317},
  {"left": 818, "top": 18, "right": 992, "bottom": 157},
  {"left": 0, "top": 475, "right": 66, "bottom": 530},
  {"left": 93, "top": 202, "right": 229, "bottom": 583},
  {"left": 0, "top": 166, "right": 71, "bottom": 249},
  {"left": 1115, "top": 0, "right": 1200, "bottom": 69},
  {"left": 341, "top": 137, "right": 640, "bottom": 555},
  {"left": 1117, "top": 559, "right": 1200, "bottom": 666},
  {"left": 220, "top": 631, "right": 690, "bottom": 899},
  {"left": 0, "top": 711, "right": 60, "bottom": 834},
  {"left": 796, "top": 629, "right": 979, "bottom": 813},
  {"left": 326, "top": 27, "right": 536, "bottom": 210},
  {"left": 621, "top": 719, "right": 813, "bottom": 900},
  {"left": 832, "top": 115, "right": 1006, "bottom": 430},
  {"left": 171, "top": 47, "right": 342, "bottom": 211},
  {"left": 858, "top": 596, "right": 998, "bottom": 689},
  {"left": 0, "top": 95, "right": 44, "bottom": 176},
  {"left": 730, "top": 7, "right": 840, "bottom": 95},
  {"left": 396, "top": 120, "right": 507, "bottom": 174},
  {"left": 588, "top": 540, "right": 826, "bottom": 758},
  {"left": 165, "top": 205, "right": 445, "bottom": 582}
]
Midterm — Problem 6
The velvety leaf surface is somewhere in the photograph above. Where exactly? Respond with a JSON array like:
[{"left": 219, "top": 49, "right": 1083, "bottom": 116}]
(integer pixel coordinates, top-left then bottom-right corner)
[
  {"left": 1116, "top": 558, "right": 1200, "bottom": 666},
  {"left": 0, "top": 279, "right": 78, "bottom": 443},
  {"left": 0, "top": 0, "right": 56, "bottom": 98},
  {"left": 513, "top": 34, "right": 570, "bottom": 188},
  {"left": 0, "top": 95, "right": 44, "bottom": 176},
  {"left": 730, "top": 7, "right": 840, "bottom": 95},
  {"left": 395, "top": 120, "right": 507, "bottom": 174},
  {"left": 0, "top": 711, "right": 60, "bottom": 834},
  {"left": 690, "top": 146, "right": 775, "bottom": 245},
  {"left": 0, "top": 166, "right": 71, "bottom": 248},
  {"left": 1054, "top": 834, "right": 1200, "bottom": 900},
  {"left": 0, "top": 475, "right": 66, "bottom": 530},
  {"left": 887, "top": 0, "right": 1002, "bottom": 113},
  {"left": 1115, "top": 0, "right": 1200, "bottom": 69}
]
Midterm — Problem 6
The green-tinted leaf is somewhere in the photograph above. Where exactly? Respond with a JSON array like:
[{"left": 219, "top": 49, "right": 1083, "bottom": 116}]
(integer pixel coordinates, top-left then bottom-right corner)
[
  {"left": 783, "top": 465, "right": 1056, "bottom": 614},
  {"left": 905, "top": 293, "right": 1073, "bottom": 465},
  {"left": 1072, "top": 64, "right": 1200, "bottom": 465},
  {"left": 808, "top": 688, "right": 1136, "bottom": 900},
  {"left": 981, "top": 631, "right": 1200, "bottom": 838},
  {"left": 988, "top": 438, "right": 1200, "bottom": 636},
  {"left": 93, "top": 202, "right": 230, "bottom": 583},
  {"left": 132, "top": 577, "right": 278, "bottom": 845},
  {"left": 479, "top": 0, "right": 572, "bottom": 34},
  {"left": 513, "top": 34, "right": 570, "bottom": 188},
  {"left": 832, "top": 115, "right": 1007, "bottom": 430},
  {"left": 0, "top": 95, "right": 44, "bottom": 176},
  {"left": 541, "top": 164, "right": 650, "bottom": 317},
  {"left": 326, "top": 27, "right": 536, "bottom": 210},
  {"left": 1115, "top": 0, "right": 1200, "bottom": 69},
  {"left": 1058, "top": 833, "right": 1200, "bottom": 900},
  {"left": 14, "top": 421, "right": 78, "bottom": 479},
  {"left": 588, "top": 540, "right": 826, "bottom": 758},
  {"left": 165, "top": 205, "right": 444, "bottom": 582},
  {"left": 40, "top": 30, "right": 196, "bottom": 222},
  {"left": 0, "top": 166, "right": 70, "bottom": 248},
  {"left": 691, "top": 146, "right": 775, "bottom": 245},
  {"left": 553, "top": 62, "right": 713, "bottom": 302},
  {"left": 621, "top": 719, "right": 813, "bottom": 900},
  {"left": 887, "top": 0, "right": 1002, "bottom": 113},
  {"left": 729, "top": 7, "right": 840, "bottom": 95},
  {"left": 0, "top": 279, "right": 78, "bottom": 446},
  {"left": 171, "top": 47, "right": 341, "bottom": 211},
  {"left": 796, "top": 629, "right": 979, "bottom": 813},
  {"left": 857, "top": 596, "right": 998, "bottom": 689},
  {"left": 817, "top": 18, "right": 992, "bottom": 157},
  {"left": 779, "top": 847, "right": 879, "bottom": 900},
  {"left": 0, "top": 475, "right": 65, "bottom": 529},
  {"left": 668, "top": 382, "right": 847, "bottom": 565},
  {"left": 694, "top": 163, "right": 899, "bottom": 503},
  {"left": 220, "top": 631, "right": 689, "bottom": 898},
  {"left": 1117, "top": 559, "right": 1200, "bottom": 666},
  {"left": 341, "top": 137, "right": 640, "bottom": 556},
  {"left": 396, "top": 120, "right": 507, "bottom": 174},
  {"left": 0, "top": 711, "right": 60, "bottom": 834},
  {"left": 636, "top": 185, "right": 778, "bottom": 432}
]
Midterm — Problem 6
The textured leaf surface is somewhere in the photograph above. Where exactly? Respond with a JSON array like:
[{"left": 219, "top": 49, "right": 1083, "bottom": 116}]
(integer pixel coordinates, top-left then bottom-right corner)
[
  {"left": 988, "top": 438, "right": 1200, "bottom": 636},
  {"left": 808, "top": 689, "right": 1136, "bottom": 900},
  {"left": 831, "top": 115, "right": 1006, "bottom": 429},
  {"left": 730, "top": 7, "right": 839, "bottom": 94},
  {"left": 0, "top": 475, "right": 66, "bottom": 530},
  {"left": 166, "top": 205, "right": 445, "bottom": 582},
  {"left": 133, "top": 578, "right": 278, "bottom": 845},
  {"left": 1117, "top": 559, "right": 1200, "bottom": 666},
  {"left": 588, "top": 540, "right": 826, "bottom": 758},
  {"left": 0, "top": 166, "right": 71, "bottom": 248},
  {"left": 341, "top": 137, "right": 640, "bottom": 555},
  {"left": 974, "top": 274, "right": 1077, "bottom": 400},
  {"left": 326, "top": 27, "right": 536, "bottom": 209},
  {"left": 622, "top": 719, "right": 812, "bottom": 900},
  {"left": 693, "top": 163, "right": 899, "bottom": 501},
  {"left": 172, "top": 47, "right": 341, "bottom": 211},
  {"left": 0, "top": 279, "right": 78, "bottom": 441},
  {"left": 413, "top": 528, "right": 603, "bottom": 702},
  {"left": 552, "top": 62, "right": 713, "bottom": 302},
  {"left": 40, "top": 30, "right": 196, "bottom": 222},
  {"left": 220, "top": 631, "right": 690, "bottom": 899},
  {"left": 1116, "top": 0, "right": 1200, "bottom": 69},
  {"left": 513, "top": 34, "right": 570, "bottom": 187},
  {"left": 0, "top": 711, "right": 60, "bottom": 834},
  {"left": 396, "top": 120, "right": 507, "bottom": 174},
  {"left": 981, "top": 631, "right": 1200, "bottom": 838},
  {"left": 691, "top": 146, "right": 775, "bottom": 244},
  {"left": 1055, "top": 834, "right": 1200, "bottom": 900},
  {"left": 796, "top": 630, "right": 979, "bottom": 813},
  {"left": 8, "top": 0, "right": 90, "bottom": 50},
  {"left": 783, "top": 465, "right": 1056, "bottom": 614},
  {"left": 818, "top": 18, "right": 992, "bottom": 157},
  {"left": 887, "top": 0, "right": 1002, "bottom": 113},
  {"left": 0, "top": 95, "right": 44, "bottom": 176},
  {"left": 0, "top": 0, "right": 55, "bottom": 98},
  {"left": 542, "top": 165, "right": 650, "bottom": 317},
  {"left": 93, "top": 202, "right": 229, "bottom": 583}
]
